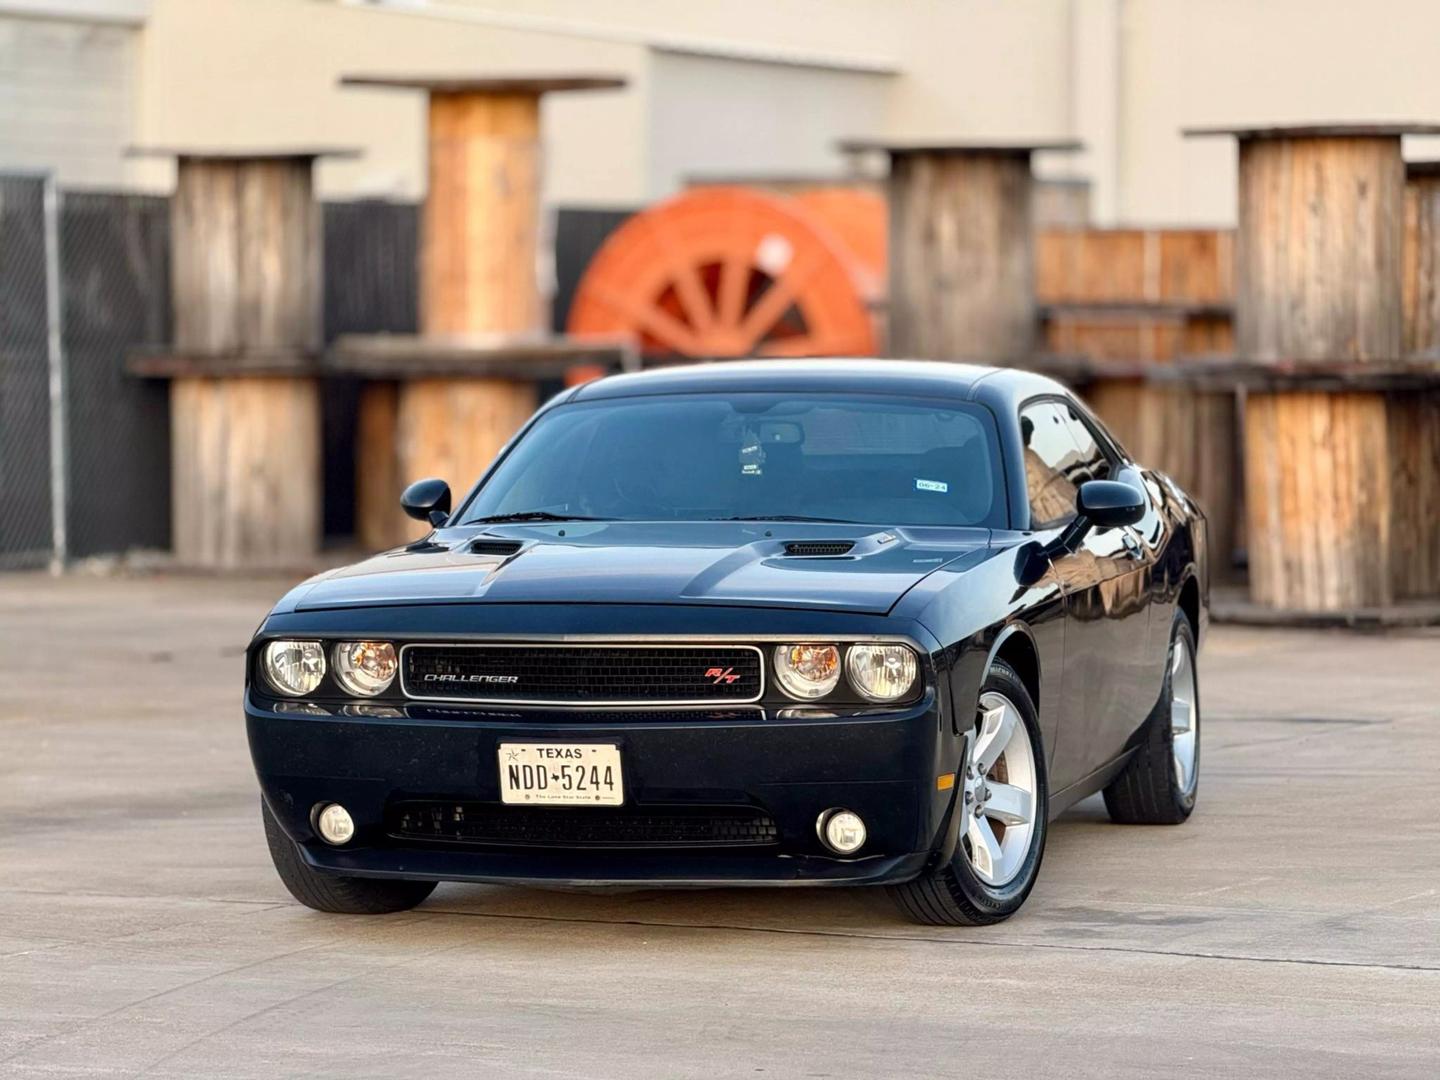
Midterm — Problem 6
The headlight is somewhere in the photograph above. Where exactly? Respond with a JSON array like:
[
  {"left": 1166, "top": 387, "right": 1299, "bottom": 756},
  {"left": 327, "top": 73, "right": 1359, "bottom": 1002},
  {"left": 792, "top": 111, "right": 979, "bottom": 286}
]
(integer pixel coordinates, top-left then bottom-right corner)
[
  {"left": 333, "top": 641, "right": 398, "bottom": 697},
  {"left": 772, "top": 643, "right": 841, "bottom": 700},
  {"left": 846, "top": 644, "right": 919, "bottom": 702},
  {"left": 262, "top": 640, "right": 325, "bottom": 697}
]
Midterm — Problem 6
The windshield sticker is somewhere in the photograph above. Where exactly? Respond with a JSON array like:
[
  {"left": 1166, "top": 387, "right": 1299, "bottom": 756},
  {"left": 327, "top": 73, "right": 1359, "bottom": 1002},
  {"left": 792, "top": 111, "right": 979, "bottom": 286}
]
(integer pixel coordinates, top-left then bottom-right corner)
[
  {"left": 739, "top": 439, "right": 765, "bottom": 477},
  {"left": 915, "top": 478, "right": 949, "bottom": 494}
]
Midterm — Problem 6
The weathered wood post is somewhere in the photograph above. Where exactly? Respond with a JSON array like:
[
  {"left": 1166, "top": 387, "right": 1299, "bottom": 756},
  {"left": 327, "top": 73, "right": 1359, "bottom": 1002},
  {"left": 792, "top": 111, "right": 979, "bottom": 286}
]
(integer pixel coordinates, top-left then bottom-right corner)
[
  {"left": 1396, "top": 162, "right": 1440, "bottom": 600},
  {"left": 129, "top": 149, "right": 348, "bottom": 568},
  {"left": 1404, "top": 161, "right": 1440, "bottom": 359},
  {"left": 339, "top": 75, "right": 626, "bottom": 549},
  {"left": 841, "top": 139, "right": 1080, "bottom": 361},
  {"left": 1185, "top": 125, "right": 1440, "bottom": 614}
]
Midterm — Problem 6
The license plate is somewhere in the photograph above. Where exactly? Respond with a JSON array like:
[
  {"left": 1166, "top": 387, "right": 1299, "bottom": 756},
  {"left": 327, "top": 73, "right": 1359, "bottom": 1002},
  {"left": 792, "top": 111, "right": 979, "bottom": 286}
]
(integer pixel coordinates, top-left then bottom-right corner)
[{"left": 498, "top": 743, "right": 624, "bottom": 806}]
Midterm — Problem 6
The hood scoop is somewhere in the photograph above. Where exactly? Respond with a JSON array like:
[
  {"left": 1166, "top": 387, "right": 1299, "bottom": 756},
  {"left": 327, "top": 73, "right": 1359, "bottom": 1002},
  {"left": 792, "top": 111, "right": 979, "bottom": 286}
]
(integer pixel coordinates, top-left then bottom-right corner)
[
  {"left": 782, "top": 540, "right": 856, "bottom": 558},
  {"left": 469, "top": 538, "right": 526, "bottom": 557}
]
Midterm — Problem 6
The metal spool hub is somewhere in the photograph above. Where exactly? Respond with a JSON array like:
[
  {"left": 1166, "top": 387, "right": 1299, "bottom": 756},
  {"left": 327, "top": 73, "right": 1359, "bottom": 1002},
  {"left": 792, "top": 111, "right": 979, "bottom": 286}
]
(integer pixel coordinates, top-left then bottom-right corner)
[{"left": 568, "top": 186, "right": 876, "bottom": 359}]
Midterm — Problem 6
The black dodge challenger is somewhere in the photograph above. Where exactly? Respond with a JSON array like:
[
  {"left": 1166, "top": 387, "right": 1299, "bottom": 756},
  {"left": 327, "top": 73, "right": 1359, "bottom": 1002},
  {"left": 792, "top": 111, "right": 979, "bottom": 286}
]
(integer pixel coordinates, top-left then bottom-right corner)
[{"left": 248, "top": 360, "right": 1206, "bottom": 925}]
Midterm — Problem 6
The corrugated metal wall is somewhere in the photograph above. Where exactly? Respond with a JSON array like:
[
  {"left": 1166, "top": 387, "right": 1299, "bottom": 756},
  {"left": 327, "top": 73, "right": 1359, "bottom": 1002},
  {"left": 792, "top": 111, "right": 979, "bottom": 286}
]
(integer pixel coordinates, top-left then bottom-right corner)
[{"left": 0, "top": 16, "right": 137, "bottom": 189}]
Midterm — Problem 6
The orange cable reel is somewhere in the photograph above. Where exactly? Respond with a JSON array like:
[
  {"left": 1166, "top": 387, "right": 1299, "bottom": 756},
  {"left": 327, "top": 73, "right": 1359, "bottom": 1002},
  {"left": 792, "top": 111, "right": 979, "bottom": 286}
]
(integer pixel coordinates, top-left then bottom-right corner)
[{"left": 568, "top": 186, "right": 877, "bottom": 361}]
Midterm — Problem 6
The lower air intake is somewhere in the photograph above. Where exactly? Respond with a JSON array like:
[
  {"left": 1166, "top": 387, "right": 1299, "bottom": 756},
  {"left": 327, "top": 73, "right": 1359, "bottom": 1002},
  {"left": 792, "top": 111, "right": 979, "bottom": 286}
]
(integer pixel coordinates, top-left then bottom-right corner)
[{"left": 389, "top": 803, "right": 780, "bottom": 849}]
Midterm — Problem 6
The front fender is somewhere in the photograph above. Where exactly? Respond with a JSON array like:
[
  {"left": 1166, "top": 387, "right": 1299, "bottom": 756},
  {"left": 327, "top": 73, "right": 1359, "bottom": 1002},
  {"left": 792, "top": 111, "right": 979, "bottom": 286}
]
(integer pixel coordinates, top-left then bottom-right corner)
[{"left": 904, "top": 542, "right": 1068, "bottom": 871}]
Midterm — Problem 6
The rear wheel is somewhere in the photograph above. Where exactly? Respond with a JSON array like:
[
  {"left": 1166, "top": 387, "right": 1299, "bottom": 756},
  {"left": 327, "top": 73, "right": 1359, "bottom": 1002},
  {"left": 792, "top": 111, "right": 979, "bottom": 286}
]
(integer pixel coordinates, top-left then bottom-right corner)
[
  {"left": 889, "top": 660, "right": 1048, "bottom": 926},
  {"left": 262, "top": 799, "right": 436, "bottom": 914},
  {"left": 1103, "top": 608, "right": 1200, "bottom": 825}
]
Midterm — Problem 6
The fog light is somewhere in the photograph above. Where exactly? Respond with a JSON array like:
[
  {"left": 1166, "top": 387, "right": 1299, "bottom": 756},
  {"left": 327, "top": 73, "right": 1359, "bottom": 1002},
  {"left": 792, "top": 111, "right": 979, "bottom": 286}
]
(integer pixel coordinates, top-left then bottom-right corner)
[
  {"left": 818, "top": 809, "right": 866, "bottom": 855},
  {"left": 316, "top": 803, "right": 355, "bottom": 846}
]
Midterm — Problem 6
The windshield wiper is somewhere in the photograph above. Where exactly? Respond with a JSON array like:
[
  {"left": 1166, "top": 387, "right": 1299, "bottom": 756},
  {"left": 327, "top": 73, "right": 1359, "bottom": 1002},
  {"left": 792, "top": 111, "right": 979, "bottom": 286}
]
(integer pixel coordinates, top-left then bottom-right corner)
[
  {"left": 709, "top": 514, "right": 863, "bottom": 524},
  {"left": 468, "top": 511, "right": 612, "bottom": 524}
]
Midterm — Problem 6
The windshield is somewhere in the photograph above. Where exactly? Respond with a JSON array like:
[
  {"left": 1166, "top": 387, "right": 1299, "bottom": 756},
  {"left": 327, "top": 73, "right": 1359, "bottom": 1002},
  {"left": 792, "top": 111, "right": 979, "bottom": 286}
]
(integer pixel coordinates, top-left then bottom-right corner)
[{"left": 459, "top": 392, "right": 1006, "bottom": 528}]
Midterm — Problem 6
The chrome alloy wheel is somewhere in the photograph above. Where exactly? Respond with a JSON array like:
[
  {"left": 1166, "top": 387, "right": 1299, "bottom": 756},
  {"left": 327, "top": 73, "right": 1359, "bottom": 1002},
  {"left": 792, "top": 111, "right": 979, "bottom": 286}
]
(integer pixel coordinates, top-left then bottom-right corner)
[
  {"left": 1170, "top": 636, "right": 1199, "bottom": 797},
  {"left": 962, "top": 692, "right": 1039, "bottom": 887}
]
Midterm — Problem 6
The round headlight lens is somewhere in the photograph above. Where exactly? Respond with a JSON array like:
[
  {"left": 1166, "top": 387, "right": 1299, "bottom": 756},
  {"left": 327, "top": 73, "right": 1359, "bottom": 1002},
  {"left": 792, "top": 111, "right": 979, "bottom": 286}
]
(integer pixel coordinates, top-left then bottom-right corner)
[
  {"left": 262, "top": 640, "right": 325, "bottom": 697},
  {"left": 846, "top": 644, "right": 919, "bottom": 702},
  {"left": 333, "top": 641, "right": 398, "bottom": 697},
  {"left": 773, "top": 643, "right": 841, "bottom": 700}
]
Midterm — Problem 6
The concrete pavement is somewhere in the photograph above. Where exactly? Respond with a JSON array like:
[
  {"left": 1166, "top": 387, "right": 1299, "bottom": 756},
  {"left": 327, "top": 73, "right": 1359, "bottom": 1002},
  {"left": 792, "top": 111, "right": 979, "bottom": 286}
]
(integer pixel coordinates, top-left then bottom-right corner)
[{"left": 1, "top": 572, "right": 1437, "bottom": 1077}]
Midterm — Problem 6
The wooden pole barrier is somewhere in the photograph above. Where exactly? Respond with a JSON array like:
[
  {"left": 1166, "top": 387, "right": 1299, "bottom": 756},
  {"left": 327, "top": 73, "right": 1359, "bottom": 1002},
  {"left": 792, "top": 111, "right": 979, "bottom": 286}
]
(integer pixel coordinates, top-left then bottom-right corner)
[
  {"left": 840, "top": 139, "right": 1080, "bottom": 361},
  {"left": 129, "top": 149, "right": 350, "bottom": 569},
  {"left": 1185, "top": 124, "right": 1440, "bottom": 614},
  {"left": 1234, "top": 134, "right": 1405, "bottom": 363},
  {"left": 341, "top": 76, "right": 624, "bottom": 549},
  {"left": 1232, "top": 128, "right": 1402, "bottom": 610}
]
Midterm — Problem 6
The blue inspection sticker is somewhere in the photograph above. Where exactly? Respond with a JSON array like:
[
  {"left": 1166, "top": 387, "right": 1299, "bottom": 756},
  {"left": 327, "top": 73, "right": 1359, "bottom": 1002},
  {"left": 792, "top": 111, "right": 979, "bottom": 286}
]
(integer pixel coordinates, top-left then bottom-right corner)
[{"left": 915, "top": 478, "right": 949, "bottom": 494}]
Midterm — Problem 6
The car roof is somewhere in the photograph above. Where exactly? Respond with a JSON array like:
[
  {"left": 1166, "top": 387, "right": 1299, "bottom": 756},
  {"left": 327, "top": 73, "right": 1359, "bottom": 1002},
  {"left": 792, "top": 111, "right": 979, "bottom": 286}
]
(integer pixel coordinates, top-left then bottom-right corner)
[{"left": 567, "top": 358, "right": 1068, "bottom": 409}]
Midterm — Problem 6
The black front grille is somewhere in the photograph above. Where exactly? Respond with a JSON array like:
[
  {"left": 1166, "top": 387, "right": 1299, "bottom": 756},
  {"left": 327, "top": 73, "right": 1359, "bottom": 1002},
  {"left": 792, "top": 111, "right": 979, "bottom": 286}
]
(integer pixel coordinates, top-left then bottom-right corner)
[
  {"left": 783, "top": 541, "right": 855, "bottom": 557},
  {"left": 409, "top": 704, "right": 765, "bottom": 725},
  {"left": 401, "top": 644, "right": 763, "bottom": 703},
  {"left": 389, "top": 802, "right": 779, "bottom": 849}
]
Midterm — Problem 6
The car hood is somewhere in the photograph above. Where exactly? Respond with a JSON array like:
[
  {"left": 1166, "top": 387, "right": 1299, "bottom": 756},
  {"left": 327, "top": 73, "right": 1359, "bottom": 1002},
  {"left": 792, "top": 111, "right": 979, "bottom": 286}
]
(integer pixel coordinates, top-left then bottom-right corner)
[{"left": 283, "top": 522, "right": 994, "bottom": 616}]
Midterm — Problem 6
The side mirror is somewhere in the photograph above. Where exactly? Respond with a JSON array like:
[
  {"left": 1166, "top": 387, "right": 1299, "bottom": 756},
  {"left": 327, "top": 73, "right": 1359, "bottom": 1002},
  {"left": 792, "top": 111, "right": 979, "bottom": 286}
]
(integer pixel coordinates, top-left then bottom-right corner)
[
  {"left": 401, "top": 478, "right": 452, "bottom": 527},
  {"left": 1076, "top": 479, "right": 1145, "bottom": 529},
  {"left": 1032, "top": 479, "right": 1148, "bottom": 573}
]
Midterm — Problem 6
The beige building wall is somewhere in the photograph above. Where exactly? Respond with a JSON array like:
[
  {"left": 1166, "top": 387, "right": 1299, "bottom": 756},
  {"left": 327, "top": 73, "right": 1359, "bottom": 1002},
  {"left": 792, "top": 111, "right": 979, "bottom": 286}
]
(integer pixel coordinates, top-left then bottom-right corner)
[
  {"left": 11, "top": 0, "right": 1440, "bottom": 226},
  {"left": 421, "top": 0, "right": 1078, "bottom": 172},
  {"left": 1112, "top": 0, "right": 1440, "bottom": 225},
  {"left": 130, "top": 0, "right": 1082, "bottom": 206},
  {"left": 647, "top": 51, "right": 890, "bottom": 198},
  {"left": 130, "top": 0, "right": 650, "bottom": 205}
]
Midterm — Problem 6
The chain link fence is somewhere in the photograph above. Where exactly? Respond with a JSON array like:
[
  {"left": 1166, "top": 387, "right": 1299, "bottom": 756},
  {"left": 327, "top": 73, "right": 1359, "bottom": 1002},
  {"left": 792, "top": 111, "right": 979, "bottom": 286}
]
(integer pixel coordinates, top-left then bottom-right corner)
[
  {"left": 0, "top": 174, "right": 173, "bottom": 568},
  {"left": 0, "top": 174, "right": 54, "bottom": 569},
  {"left": 61, "top": 189, "right": 172, "bottom": 560}
]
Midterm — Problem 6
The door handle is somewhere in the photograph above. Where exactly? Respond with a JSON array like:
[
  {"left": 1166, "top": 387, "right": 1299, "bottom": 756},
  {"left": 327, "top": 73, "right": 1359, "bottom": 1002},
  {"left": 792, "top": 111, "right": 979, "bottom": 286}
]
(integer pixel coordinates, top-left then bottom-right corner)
[{"left": 1121, "top": 531, "right": 1144, "bottom": 561}]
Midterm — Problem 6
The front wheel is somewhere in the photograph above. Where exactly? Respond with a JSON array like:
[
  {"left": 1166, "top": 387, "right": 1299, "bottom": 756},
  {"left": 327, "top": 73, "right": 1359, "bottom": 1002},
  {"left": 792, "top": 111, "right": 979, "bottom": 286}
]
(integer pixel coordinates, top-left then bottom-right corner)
[
  {"left": 889, "top": 659, "right": 1048, "bottom": 926},
  {"left": 262, "top": 799, "right": 437, "bottom": 914},
  {"left": 1103, "top": 608, "right": 1200, "bottom": 825}
]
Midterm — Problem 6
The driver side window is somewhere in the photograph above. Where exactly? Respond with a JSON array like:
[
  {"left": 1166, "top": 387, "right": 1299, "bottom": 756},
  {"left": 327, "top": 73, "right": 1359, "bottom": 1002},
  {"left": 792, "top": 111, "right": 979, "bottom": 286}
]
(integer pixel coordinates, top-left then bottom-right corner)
[
  {"left": 1057, "top": 403, "right": 1112, "bottom": 486},
  {"left": 1019, "top": 402, "right": 1082, "bottom": 529}
]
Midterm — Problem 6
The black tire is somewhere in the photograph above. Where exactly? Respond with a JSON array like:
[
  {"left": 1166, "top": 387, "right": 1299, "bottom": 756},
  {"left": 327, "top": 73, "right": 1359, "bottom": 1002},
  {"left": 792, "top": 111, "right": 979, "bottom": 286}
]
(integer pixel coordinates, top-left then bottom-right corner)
[
  {"left": 1103, "top": 608, "right": 1199, "bottom": 825},
  {"left": 262, "top": 799, "right": 437, "bottom": 914},
  {"left": 888, "top": 660, "right": 1049, "bottom": 926}
]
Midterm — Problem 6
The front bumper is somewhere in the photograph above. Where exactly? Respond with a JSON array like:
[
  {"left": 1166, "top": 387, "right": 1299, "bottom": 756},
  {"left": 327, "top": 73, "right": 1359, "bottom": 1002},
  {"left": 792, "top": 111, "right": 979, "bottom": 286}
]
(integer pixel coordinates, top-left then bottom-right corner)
[{"left": 247, "top": 690, "right": 955, "bottom": 887}]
